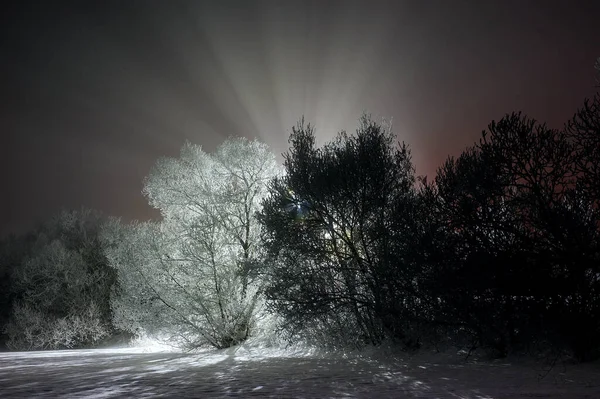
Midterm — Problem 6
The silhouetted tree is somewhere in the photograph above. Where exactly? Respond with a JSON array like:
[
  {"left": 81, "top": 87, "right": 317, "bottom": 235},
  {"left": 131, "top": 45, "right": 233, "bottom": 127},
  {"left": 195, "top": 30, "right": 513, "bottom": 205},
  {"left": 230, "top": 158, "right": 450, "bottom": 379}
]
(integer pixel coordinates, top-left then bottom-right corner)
[
  {"left": 566, "top": 94, "right": 600, "bottom": 207},
  {"left": 260, "top": 116, "right": 420, "bottom": 347},
  {"left": 429, "top": 112, "right": 600, "bottom": 360},
  {"left": 562, "top": 94, "right": 600, "bottom": 361}
]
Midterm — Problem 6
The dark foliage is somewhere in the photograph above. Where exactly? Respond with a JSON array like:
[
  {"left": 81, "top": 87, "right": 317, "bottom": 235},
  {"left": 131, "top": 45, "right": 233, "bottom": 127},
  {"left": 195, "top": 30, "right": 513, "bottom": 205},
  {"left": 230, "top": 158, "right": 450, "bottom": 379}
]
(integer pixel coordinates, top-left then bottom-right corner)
[
  {"left": 415, "top": 110, "right": 599, "bottom": 361},
  {"left": 428, "top": 114, "right": 599, "bottom": 359},
  {"left": 259, "top": 116, "right": 426, "bottom": 347},
  {"left": 0, "top": 233, "right": 37, "bottom": 347},
  {"left": 1, "top": 209, "right": 123, "bottom": 350},
  {"left": 261, "top": 102, "right": 600, "bottom": 361}
]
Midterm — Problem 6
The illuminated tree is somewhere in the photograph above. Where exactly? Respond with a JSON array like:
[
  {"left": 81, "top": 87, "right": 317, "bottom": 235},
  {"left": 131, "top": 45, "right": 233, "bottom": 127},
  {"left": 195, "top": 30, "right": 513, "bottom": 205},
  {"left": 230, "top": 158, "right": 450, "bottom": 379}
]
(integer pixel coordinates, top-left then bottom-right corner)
[{"left": 103, "top": 138, "right": 280, "bottom": 349}]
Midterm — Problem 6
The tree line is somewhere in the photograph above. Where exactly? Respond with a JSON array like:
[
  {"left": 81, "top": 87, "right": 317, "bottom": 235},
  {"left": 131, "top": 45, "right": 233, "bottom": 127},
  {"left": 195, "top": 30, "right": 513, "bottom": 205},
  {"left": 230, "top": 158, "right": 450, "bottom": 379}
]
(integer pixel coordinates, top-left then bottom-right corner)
[{"left": 1, "top": 73, "right": 598, "bottom": 361}]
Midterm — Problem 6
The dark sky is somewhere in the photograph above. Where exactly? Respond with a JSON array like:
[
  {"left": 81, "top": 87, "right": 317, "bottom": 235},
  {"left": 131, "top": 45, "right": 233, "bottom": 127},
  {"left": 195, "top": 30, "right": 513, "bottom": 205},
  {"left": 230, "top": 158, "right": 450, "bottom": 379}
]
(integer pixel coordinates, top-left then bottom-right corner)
[{"left": 1, "top": 0, "right": 598, "bottom": 237}]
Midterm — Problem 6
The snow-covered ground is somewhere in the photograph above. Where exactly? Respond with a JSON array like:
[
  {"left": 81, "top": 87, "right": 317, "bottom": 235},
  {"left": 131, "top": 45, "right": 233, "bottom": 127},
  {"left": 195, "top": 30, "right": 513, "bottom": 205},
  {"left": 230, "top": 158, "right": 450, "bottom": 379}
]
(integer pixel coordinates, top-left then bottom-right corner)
[{"left": 0, "top": 345, "right": 598, "bottom": 398}]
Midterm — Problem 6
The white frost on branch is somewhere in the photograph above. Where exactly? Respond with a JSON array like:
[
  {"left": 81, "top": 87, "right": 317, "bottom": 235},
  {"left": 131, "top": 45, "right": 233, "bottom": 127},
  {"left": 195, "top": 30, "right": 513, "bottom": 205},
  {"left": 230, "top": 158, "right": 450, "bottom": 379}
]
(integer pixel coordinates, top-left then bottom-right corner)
[{"left": 103, "top": 138, "right": 281, "bottom": 350}]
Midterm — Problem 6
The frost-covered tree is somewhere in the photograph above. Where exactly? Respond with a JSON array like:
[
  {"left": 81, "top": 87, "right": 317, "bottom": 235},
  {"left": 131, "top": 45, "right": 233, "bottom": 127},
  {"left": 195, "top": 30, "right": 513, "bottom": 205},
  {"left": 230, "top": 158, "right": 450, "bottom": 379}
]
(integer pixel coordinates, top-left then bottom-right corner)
[
  {"left": 4, "top": 209, "right": 116, "bottom": 350},
  {"left": 103, "top": 138, "right": 280, "bottom": 349}
]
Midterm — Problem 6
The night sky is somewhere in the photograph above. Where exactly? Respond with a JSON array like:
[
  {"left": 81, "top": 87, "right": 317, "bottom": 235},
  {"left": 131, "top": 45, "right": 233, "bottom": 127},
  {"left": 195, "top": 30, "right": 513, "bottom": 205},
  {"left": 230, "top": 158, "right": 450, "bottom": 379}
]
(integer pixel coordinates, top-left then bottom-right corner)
[{"left": 1, "top": 0, "right": 598, "bottom": 237}]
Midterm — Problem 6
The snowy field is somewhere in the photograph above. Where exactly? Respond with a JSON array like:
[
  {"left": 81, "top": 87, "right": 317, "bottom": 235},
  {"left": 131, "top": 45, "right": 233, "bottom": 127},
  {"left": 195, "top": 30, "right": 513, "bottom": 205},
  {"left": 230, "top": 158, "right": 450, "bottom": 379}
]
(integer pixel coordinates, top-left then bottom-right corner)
[{"left": 0, "top": 346, "right": 599, "bottom": 398}]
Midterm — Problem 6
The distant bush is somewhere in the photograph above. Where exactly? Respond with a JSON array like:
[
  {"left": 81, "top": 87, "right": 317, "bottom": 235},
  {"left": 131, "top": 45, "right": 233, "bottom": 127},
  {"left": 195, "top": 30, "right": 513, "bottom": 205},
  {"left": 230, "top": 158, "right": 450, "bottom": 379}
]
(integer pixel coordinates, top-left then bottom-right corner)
[
  {"left": 5, "top": 301, "right": 108, "bottom": 350},
  {"left": 3, "top": 209, "right": 119, "bottom": 350}
]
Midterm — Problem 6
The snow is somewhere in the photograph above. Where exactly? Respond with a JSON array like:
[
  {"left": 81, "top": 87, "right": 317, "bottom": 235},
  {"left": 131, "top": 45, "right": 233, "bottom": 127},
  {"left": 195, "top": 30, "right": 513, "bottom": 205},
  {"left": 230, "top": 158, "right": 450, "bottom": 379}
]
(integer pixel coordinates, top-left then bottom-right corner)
[{"left": 0, "top": 346, "right": 598, "bottom": 398}]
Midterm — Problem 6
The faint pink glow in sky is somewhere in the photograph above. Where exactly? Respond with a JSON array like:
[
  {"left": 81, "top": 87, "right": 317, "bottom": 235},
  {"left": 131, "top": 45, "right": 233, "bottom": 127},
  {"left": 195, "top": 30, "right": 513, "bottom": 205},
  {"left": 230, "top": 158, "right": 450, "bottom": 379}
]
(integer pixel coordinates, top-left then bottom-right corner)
[{"left": 1, "top": 1, "right": 598, "bottom": 235}]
